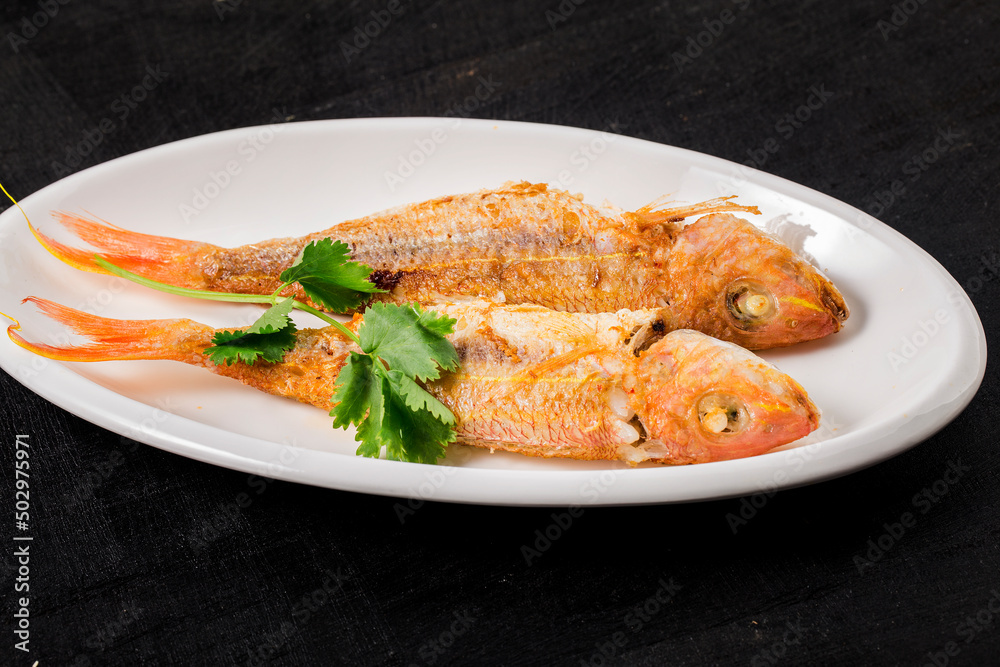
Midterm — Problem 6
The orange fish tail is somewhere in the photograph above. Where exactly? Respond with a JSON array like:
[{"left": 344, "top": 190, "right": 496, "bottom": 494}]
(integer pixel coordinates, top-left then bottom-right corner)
[
  {"left": 632, "top": 196, "right": 760, "bottom": 231},
  {"left": 7, "top": 297, "right": 211, "bottom": 363},
  {"left": 39, "top": 212, "right": 214, "bottom": 288}
]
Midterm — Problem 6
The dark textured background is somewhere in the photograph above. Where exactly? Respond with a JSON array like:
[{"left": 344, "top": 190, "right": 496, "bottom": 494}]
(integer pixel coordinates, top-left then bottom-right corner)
[{"left": 1, "top": 1, "right": 998, "bottom": 665}]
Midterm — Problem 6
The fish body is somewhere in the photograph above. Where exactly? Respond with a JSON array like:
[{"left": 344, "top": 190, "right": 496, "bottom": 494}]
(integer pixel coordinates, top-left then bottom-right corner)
[
  {"left": 8, "top": 299, "right": 819, "bottom": 465},
  {"left": 38, "top": 182, "right": 848, "bottom": 348}
]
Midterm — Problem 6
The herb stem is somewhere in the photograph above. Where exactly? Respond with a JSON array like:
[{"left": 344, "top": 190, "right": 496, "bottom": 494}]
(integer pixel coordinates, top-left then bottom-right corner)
[
  {"left": 291, "top": 301, "right": 362, "bottom": 346},
  {"left": 94, "top": 255, "right": 364, "bottom": 346},
  {"left": 95, "top": 257, "right": 278, "bottom": 305},
  {"left": 270, "top": 281, "right": 296, "bottom": 299}
]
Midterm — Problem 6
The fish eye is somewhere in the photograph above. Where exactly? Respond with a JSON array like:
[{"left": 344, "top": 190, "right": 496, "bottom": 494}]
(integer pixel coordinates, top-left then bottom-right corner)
[
  {"left": 726, "top": 279, "right": 776, "bottom": 329},
  {"left": 697, "top": 393, "right": 747, "bottom": 435}
]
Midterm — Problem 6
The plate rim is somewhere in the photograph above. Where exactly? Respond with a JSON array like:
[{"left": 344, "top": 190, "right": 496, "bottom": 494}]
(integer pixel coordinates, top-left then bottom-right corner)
[{"left": 0, "top": 116, "right": 988, "bottom": 506}]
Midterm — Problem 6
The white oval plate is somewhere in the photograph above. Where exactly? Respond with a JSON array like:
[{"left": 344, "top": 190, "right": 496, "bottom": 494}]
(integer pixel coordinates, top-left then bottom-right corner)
[{"left": 0, "top": 118, "right": 987, "bottom": 506}]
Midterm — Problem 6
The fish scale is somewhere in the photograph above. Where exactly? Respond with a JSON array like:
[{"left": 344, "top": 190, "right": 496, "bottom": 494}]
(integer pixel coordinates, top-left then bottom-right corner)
[
  {"left": 7, "top": 299, "right": 820, "bottom": 464},
  {"left": 38, "top": 181, "right": 848, "bottom": 348},
  {"left": 426, "top": 303, "right": 652, "bottom": 458}
]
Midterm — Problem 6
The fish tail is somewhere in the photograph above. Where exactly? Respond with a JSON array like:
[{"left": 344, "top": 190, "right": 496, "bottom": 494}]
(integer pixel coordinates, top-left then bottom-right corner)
[
  {"left": 33, "top": 212, "right": 214, "bottom": 288},
  {"left": 6, "top": 297, "right": 212, "bottom": 363},
  {"left": 632, "top": 196, "right": 760, "bottom": 230},
  {"left": 7, "top": 298, "right": 346, "bottom": 410}
]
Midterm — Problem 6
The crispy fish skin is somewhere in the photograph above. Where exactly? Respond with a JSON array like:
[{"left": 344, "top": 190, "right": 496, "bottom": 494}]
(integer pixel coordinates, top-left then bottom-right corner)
[
  {"left": 38, "top": 182, "right": 848, "bottom": 349},
  {"left": 428, "top": 303, "right": 666, "bottom": 461},
  {"left": 199, "top": 182, "right": 652, "bottom": 314},
  {"left": 8, "top": 299, "right": 819, "bottom": 465}
]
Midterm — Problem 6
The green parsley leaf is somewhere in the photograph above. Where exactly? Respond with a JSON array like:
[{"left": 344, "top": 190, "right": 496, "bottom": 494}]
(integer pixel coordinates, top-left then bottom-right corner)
[
  {"left": 280, "top": 238, "right": 384, "bottom": 312},
  {"left": 247, "top": 298, "right": 295, "bottom": 334},
  {"left": 358, "top": 302, "right": 459, "bottom": 382},
  {"left": 333, "top": 362, "right": 455, "bottom": 464},
  {"left": 330, "top": 304, "right": 460, "bottom": 464},
  {"left": 204, "top": 328, "right": 297, "bottom": 366},
  {"left": 97, "top": 239, "right": 462, "bottom": 465},
  {"left": 379, "top": 371, "right": 455, "bottom": 463},
  {"left": 204, "top": 301, "right": 298, "bottom": 366},
  {"left": 389, "top": 371, "right": 455, "bottom": 425},
  {"left": 330, "top": 353, "right": 382, "bottom": 430}
]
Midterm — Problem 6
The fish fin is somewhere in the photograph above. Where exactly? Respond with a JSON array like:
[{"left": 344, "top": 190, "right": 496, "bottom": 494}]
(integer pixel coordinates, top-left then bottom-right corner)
[
  {"left": 484, "top": 304, "right": 595, "bottom": 345},
  {"left": 6, "top": 297, "right": 211, "bottom": 363},
  {"left": 43, "top": 212, "right": 214, "bottom": 287},
  {"left": 28, "top": 215, "right": 112, "bottom": 275},
  {"left": 518, "top": 344, "right": 608, "bottom": 379},
  {"left": 632, "top": 196, "right": 760, "bottom": 231},
  {"left": 531, "top": 314, "right": 595, "bottom": 343}
]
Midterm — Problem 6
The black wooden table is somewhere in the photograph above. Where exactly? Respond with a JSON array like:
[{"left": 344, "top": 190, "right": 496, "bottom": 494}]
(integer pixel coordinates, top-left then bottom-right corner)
[{"left": 2, "top": 1, "right": 998, "bottom": 664}]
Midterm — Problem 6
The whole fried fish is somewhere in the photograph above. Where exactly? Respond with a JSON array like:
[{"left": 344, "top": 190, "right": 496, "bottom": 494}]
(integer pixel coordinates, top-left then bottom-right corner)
[
  {"left": 35, "top": 182, "right": 847, "bottom": 349},
  {"left": 8, "top": 299, "right": 819, "bottom": 464}
]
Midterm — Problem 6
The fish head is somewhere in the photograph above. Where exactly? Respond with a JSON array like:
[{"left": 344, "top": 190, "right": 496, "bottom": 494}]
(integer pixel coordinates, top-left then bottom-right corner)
[
  {"left": 666, "top": 214, "right": 849, "bottom": 349},
  {"left": 630, "top": 330, "right": 820, "bottom": 463}
]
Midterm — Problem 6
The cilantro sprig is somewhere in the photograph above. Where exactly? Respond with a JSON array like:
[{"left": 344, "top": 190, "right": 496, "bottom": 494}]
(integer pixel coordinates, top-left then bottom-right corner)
[
  {"left": 280, "top": 238, "right": 382, "bottom": 311},
  {"left": 204, "top": 297, "right": 297, "bottom": 366},
  {"left": 94, "top": 239, "right": 459, "bottom": 464},
  {"left": 332, "top": 303, "right": 460, "bottom": 464}
]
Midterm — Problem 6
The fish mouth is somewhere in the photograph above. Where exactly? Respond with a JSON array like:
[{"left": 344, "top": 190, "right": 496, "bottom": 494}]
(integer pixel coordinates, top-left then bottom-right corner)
[{"left": 821, "top": 282, "right": 850, "bottom": 326}]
